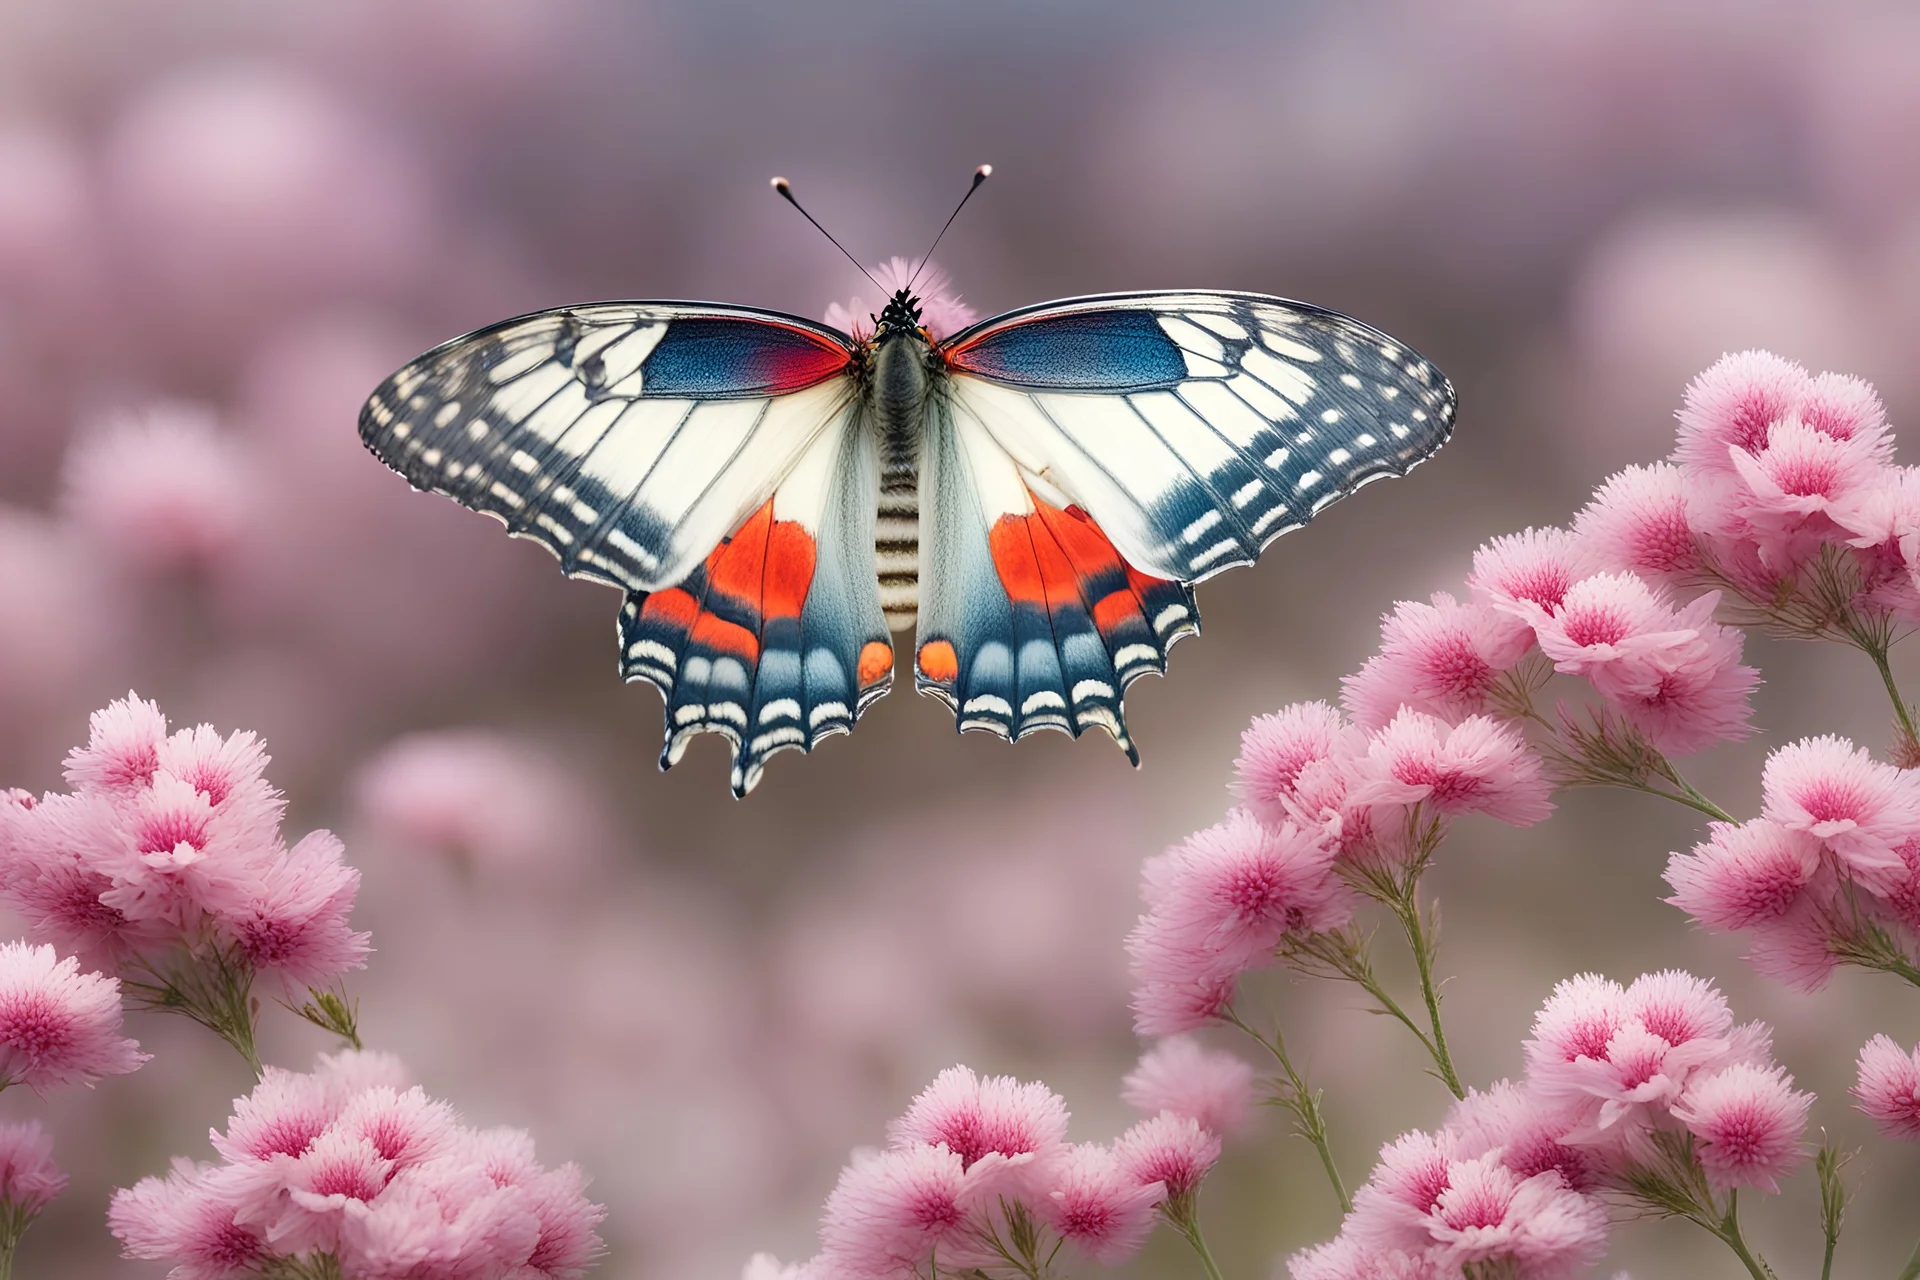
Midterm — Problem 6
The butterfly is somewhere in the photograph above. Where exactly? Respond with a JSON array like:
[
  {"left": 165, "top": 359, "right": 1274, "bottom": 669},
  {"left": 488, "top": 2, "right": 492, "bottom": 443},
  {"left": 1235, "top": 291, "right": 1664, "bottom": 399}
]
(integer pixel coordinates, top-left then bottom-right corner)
[{"left": 358, "top": 177, "right": 1456, "bottom": 796}]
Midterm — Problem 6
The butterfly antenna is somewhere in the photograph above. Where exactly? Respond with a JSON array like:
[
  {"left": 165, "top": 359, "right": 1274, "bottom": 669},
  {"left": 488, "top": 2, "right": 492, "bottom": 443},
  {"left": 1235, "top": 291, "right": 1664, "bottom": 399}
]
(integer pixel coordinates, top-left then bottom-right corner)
[
  {"left": 907, "top": 164, "right": 991, "bottom": 292},
  {"left": 771, "top": 177, "right": 882, "bottom": 291}
]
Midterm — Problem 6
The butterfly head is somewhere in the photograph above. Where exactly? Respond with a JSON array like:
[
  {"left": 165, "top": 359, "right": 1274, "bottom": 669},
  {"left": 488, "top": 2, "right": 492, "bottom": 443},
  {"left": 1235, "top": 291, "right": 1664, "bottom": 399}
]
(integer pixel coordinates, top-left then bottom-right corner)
[{"left": 874, "top": 288, "right": 928, "bottom": 341}]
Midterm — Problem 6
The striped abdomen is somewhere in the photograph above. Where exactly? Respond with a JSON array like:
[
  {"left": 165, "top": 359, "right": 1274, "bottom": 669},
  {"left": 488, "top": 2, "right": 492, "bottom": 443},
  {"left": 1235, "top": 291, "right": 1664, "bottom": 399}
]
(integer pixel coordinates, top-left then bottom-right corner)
[{"left": 871, "top": 334, "right": 930, "bottom": 631}]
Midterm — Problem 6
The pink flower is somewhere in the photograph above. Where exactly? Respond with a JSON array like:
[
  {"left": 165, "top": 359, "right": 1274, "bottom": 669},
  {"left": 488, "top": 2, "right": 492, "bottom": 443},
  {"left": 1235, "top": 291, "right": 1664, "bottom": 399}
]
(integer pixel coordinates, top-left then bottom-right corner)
[
  {"left": 1420, "top": 1157, "right": 1607, "bottom": 1277},
  {"left": 819, "top": 1143, "right": 974, "bottom": 1279},
  {"left": 1033, "top": 1142, "right": 1164, "bottom": 1264},
  {"left": 1468, "top": 526, "right": 1593, "bottom": 625},
  {"left": 1669, "top": 1063, "right": 1812, "bottom": 1193},
  {"left": 0, "top": 792, "right": 145, "bottom": 961},
  {"left": 157, "top": 723, "right": 276, "bottom": 815},
  {"left": 1350, "top": 710, "right": 1553, "bottom": 826},
  {"left": 1138, "top": 809, "right": 1347, "bottom": 970},
  {"left": 1665, "top": 820, "right": 1822, "bottom": 930},
  {"left": 517, "top": 1161, "right": 608, "bottom": 1278},
  {"left": 60, "top": 402, "right": 257, "bottom": 580},
  {"left": 225, "top": 829, "right": 370, "bottom": 988},
  {"left": 335, "top": 1085, "right": 460, "bottom": 1174},
  {"left": 1234, "top": 701, "right": 1351, "bottom": 829},
  {"left": 743, "top": 1255, "right": 821, "bottom": 1280},
  {"left": 112, "top": 1050, "right": 604, "bottom": 1280},
  {"left": 1120, "top": 1035, "right": 1253, "bottom": 1136},
  {"left": 1760, "top": 735, "right": 1920, "bottom": 888},
  {"left": 1523, "top": 973, "right": 1629, "bottom": 1070},
  {"left": 1673, "top": 350, "right": 1815, "bottom": 474},
  {"left": 1114, "top": 1112, "right": 1221, "bottom": 1199},
  {"left": 1723, "top": 418, "right": 1891, "bottom": 569},
  {"left": 1289, "top": 1235, "right": 1443, "bottom": 1280},
  {"left": 1443, "top": 1083, "right": 1599, "bottom": 1192},
  {"left": 1128, "top": 810, "right": 1349, "bottom": 1031},
  {"left": 1852, "top": 1035, "right": 1920, "bottom": 1140},
  {"left": 0, "top": 1119, "right": 66, "bottom": 1216},
  {"left": 277, "top": 1129, "right": 395, "bottom": 1251},
  {"left": 62, "top": 693, "right": 168, "bottom": 797},
  {"left": 334, "top": 1161, "right": 541, "bottom": 1279},
  {"left": 1342, "top": 593, "right": 1531, "bottom": 730},
  {"left": 1129, "top": 969, "right": 1239, "bottom": 1038},
  {"left": 1525, "top": 572, "right": 1688, "bottom": 692},
  {"left": 0, "top": 939, "right": 147, "bottom": 1091},
  {"left": 887, "top": 1066, "right": 1069, "bottom": 1185},
  {"left": 824, "top": 257, "right": 977, "bottom": 342},
  {"left": 1524, "top": 971, "right": 1772, "bottom": 1157},
  {"left": 211, "top": 1064, "right": 336, "bottom": 1164},
  {"left": 111, "top": 1159, "right": 271, "bottom": 1280},
  {"left": 1348, "top": 1134, "right": 1608, "bottom": 1278},
  {"left": 1574, "top": 463, "right": 1703, "bottom": 578},
  {"left": 1529, "top": 577, "right": 1756, "bottom": 755},
  {"left": 1740, "top": 901, "right": 1847, "bottom": 993}
]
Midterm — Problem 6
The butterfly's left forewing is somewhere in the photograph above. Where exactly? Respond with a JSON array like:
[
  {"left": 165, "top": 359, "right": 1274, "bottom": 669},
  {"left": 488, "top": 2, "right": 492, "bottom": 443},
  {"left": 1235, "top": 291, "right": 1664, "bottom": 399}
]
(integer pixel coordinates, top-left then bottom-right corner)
[
  {"left": 918, "top": 290, "right": 1456, "bottom": 754},
  {"left": 360, "top": 303, "right": 890, "bottom": 795}
]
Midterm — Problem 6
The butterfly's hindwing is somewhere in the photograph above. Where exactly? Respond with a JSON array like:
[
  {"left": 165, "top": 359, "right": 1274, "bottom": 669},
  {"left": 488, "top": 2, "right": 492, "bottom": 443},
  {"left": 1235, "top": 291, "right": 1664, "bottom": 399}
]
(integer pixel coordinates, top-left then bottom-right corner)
[
  {"left": 942, "top": 291, "right": 1456, "bottom": 584},
  {"left": 359, "top": 303, "right": 857, "bottom": 594},
  {"left": 618, "top": 416, "right": 891, "bottom": 796},
  {"left": 915, "top": 397, "right": 1196, "bottom": 757}
]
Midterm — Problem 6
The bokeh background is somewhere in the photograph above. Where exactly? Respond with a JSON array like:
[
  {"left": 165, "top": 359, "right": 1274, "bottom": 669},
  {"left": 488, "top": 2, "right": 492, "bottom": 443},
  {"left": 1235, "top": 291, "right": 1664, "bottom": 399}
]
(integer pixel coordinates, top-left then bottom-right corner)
[{"left": 4, "top": 0, "right": 1920, "bottom": 1276}]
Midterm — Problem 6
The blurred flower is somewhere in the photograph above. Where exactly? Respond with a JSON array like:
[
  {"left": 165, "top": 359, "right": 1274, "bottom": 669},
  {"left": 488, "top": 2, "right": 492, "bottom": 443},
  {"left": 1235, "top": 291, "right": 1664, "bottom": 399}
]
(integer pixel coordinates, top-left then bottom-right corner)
[
  {"left": 110, "top": 1048, "right": 605, "bottom": 1280},
  {"left": 1120, "top": 1035, "right": 1253, "bottom": 1137},
  {"left": 0, "top": 1118, "right": 65, "bottom": 1276},
  {"left": 0, "top": 939, "right": 146, "bottom": 1091},
  {"left": 1851, "top": 1034, "right": 1920, "bottom": 1140},
  {"left": 352, "top": 728, "right": 609, "bottom": 880},
  {"left": 59, "top": 402, "right": 257, "bottom": 582},
  {"left": 103, "top": 61, "right": 430, "bottom": 358}
]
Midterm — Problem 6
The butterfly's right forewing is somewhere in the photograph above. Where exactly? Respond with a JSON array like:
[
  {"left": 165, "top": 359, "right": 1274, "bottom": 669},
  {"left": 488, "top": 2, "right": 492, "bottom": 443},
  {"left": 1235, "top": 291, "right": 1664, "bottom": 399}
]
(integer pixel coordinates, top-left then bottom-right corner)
[{"left": 359, "top": 302, "right": 857, "bottom": 594}]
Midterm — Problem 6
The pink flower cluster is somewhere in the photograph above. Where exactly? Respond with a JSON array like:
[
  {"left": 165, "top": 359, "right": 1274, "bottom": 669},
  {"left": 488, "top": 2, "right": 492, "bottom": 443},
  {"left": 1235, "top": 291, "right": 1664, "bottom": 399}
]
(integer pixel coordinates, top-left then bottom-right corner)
[
  {"left": 0, "top": 1118, "right": 66, "bottom": 1271},
  {"left": 757, "top": 1064, "right": 1219, "bottom": 1278},
  {"left": 1666, "top": 734, "right": 1920, "bottom": 990},
  {"left": 0, "top": 694, "right": 368, "bottom": 993},
  {"left": 1321, "top": 351, "right": 1920, "bottom": 776},
  {"left": 0, "top": 938, "right": 146, "bottom": 1091},
  {"left": 109, "top": 1049, "right": 605, "bottom": 1280},
  {"left": 1293, "top": 971, "right": 1810, "bottom": 1280},
  {"left": 1651, "top": 351, "right": 1918, "bottom": 620},
  {"left": 1128, "top": 697, "right": 1552, "bottom": 1034}
]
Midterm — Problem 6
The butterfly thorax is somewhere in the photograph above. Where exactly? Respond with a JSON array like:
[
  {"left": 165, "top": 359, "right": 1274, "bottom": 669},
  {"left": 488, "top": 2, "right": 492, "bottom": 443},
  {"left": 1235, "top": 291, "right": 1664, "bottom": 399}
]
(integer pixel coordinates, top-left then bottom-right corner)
[{"left": 868, "top": 289, "right": 937, "bottom": 631}]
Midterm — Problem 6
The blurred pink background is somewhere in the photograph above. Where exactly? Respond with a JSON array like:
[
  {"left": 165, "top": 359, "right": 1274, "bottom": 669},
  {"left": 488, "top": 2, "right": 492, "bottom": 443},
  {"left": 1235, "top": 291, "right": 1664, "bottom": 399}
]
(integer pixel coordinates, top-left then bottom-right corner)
[{"left": 4, "top": 1, "right": 1920, "bottom": 1276}]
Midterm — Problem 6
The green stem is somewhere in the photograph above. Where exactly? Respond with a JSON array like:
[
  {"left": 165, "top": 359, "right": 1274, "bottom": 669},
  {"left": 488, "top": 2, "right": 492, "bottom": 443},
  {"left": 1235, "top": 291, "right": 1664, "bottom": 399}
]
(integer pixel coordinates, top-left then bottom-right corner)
[
  {"left": 1392, "top": 887, "right": 1465, "bottom": 1100},
  {"left": 1627, "top": 773, "right": 1737, "bottom": 824},
  {"left": 1226, "top": 1010, "right": 1351, "bottom": 1214},
  {"left": 1180, "top": 1219, "right": 1227, "bottom": 1280},
  {"left": 1866, "top": 642, "right": 1920, "bottom": 750},
  {"left": 1711, "top": 1191, "right": 1779, "bottom": 1280},
  {"left": 1897, "top": 1235, "right": 1920, "bottom": 1280}
]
